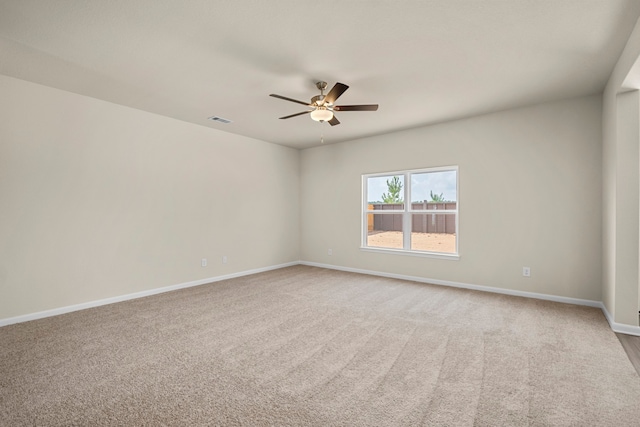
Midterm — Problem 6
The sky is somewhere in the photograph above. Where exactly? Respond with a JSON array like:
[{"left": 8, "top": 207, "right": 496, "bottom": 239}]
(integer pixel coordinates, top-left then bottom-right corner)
[{"left": 367, "top": 171, "right": 457, "bottom": 203}]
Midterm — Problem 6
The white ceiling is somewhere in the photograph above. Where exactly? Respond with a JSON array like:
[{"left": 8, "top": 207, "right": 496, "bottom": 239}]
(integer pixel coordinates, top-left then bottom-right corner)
[{"left": 1, "top": 1, "right": 639, "bottom": 149}]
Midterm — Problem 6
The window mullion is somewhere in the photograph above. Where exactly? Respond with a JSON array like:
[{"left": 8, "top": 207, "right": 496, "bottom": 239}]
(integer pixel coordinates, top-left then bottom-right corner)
[
  {"left": 362, "top": 177, "right": 368, "bottom": 247},
  {"left": 403, "top": 172, "right": 411, "bottom": 250}
]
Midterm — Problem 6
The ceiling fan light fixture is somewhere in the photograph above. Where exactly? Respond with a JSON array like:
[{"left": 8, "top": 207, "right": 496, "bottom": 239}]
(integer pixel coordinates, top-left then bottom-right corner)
[
  {"left": 270, "top": 81, "right": 377, "bottom": 127},
  {"left": 310, "top": 107, "right": 333, "bottom": 122}
]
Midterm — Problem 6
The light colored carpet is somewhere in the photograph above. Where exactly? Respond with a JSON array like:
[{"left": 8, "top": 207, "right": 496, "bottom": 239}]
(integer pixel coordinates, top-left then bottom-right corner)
[{"left": 1, "top": 265, "right": 639, "bottom": 426}]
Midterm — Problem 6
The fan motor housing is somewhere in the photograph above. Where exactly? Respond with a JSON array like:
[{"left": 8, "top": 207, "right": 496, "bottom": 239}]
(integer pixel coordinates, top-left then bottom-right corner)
[{"left": 311, "top": 95, "right": 326, "bottom": 106}]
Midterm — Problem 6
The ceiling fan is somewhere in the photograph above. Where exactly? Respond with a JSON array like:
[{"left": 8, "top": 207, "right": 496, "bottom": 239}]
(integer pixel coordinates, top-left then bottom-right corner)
[{"left": 269, "top": 81, "right": 378, "bottom": 126}]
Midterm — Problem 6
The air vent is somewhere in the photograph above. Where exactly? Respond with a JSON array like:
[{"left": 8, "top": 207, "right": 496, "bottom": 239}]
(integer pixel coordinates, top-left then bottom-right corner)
[{"left": 208, "top": 116, "right": 232, "bottom": 124}]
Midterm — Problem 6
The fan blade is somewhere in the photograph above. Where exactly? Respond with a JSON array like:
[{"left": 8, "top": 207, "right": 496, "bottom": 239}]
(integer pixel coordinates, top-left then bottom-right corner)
[
  {"left": 333, "top": 104, "right": 379, "bottom": 111},
  {"left": 270, "top": 94, "right": 311, "bottom": 106},
  {"left": 279, "top": 111, "right": 311, "bottom": 119},
  {"left": 328, "top": 115, "right": 340, "bottom": 126},
  {"left": 324, "top": 82, "right": 349, "bottom": 104}
]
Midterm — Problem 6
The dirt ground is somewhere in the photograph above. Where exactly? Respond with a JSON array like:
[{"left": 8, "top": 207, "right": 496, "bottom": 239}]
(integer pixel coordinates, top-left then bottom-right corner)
[{"left": 367, "top": 231, "right": 456, "bottom": 253}]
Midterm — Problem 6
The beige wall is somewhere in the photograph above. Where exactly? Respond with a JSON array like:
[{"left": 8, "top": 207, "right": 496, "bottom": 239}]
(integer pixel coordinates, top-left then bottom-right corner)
[
  {"left": 0, "top": 75, "right": 300, "bottom": 320},
  {"left": 301, "top": 96, "right": 603, "bottom": 301},
  {"left": 602, "top": 17, "right": 640, "bottom": 327},
  {"left": 614, "top": 90, "right": 640, "bottom": 326},
  {"left": 1, "top": 69, "right": 631, "bottom": 324}
]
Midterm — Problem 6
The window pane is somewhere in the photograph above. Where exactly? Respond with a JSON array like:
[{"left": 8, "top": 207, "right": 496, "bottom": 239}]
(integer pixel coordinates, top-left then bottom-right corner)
[
  {"left": 367, "top": 214, "right": 403, "bottom": 249},
  {"left": 410, "top": 171, "right": 456, "bottom": 206},
  {"left": 410, "top": 213, "right": 456, "bottom": 253},
  {"left": 367, "top": 175, "right": 405, "bottom": 210}
]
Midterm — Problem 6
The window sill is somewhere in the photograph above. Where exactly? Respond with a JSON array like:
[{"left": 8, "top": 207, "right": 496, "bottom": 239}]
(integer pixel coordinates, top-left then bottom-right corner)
[{"left": 360, "top": 247, "right": 460, "bottom": 260}]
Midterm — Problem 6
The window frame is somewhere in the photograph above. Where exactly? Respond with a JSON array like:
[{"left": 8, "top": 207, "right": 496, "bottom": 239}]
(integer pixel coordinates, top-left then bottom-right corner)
[{"left": 361, "top": 166, "right": 459, "bottom": 259}]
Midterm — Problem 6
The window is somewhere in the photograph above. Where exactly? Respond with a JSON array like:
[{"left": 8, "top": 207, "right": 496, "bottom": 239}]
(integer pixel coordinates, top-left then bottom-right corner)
[{"left": 362, "top": 166, "right": 458, "bottom": 258}]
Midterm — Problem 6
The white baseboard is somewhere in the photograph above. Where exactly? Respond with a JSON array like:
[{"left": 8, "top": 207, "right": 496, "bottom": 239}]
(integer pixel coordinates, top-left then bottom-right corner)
[
  {"left": 300, "top": 261, "right": 640, "bottom": 336},
  {"left": 0, "top": 261, "right": 299, "bottom": 327},
  {"left": 300, "top": 261, "right": 603, "bottom": 308},
  {"left": 599, "top": 303, "right": 640, "bottom": 336},
  {"left": 4, "top": 260, "right": 640, "bottom": 337},
  {"left": 301, "top": 261, "right": 640, "bottom": 336}
]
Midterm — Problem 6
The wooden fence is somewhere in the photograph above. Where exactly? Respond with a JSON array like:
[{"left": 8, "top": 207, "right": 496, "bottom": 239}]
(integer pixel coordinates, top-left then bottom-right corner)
[{"left": 369, "top": 202, "right": 456, "bottom": 234}]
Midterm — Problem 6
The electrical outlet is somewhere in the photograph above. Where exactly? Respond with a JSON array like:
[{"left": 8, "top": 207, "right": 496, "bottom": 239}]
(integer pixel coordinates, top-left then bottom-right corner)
[
  {"left": 523, "top": 267, "right": 531, "bottom": 277},
  {"left": 201, "top": 258, "right": 207, "bottom": 267},
  {"left": 222, "top": 255, "right": 228, "bottom": 264},
  {"left": 328, "top": 249, "right": 333, "bottom": 256}
]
